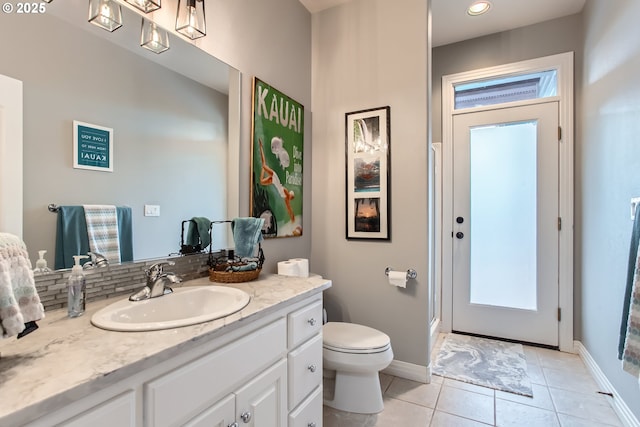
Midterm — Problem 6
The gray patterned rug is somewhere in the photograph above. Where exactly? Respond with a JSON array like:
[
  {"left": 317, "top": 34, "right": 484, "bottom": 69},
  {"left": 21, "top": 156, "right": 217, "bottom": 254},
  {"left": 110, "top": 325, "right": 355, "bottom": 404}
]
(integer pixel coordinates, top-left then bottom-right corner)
[{"left": 432, "top": 333, "right": 533, "bottom": 397}]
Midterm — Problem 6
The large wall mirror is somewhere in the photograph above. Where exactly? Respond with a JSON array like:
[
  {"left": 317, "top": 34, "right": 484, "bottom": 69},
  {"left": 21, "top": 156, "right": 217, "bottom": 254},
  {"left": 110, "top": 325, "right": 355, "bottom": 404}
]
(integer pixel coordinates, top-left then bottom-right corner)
[{"left": 0, "top": 1, "right": 240, "bottom": 269}]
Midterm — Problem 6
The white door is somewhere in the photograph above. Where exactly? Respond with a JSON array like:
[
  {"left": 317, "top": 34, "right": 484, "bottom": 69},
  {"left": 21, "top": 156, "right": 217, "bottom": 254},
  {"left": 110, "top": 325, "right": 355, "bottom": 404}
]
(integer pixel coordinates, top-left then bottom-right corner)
[
  {"left": 0, "top": 74, "right": 23, "bottom": 237},
  {"left": 452, "top": 101, "right": 559, "bottom": 346}
]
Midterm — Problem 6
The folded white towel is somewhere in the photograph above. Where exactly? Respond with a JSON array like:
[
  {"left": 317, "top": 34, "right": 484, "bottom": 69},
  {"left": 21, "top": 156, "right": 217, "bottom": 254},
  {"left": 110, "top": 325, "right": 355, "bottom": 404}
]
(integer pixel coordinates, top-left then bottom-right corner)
[
  {"left": 84, "top": 205, "right": 121, "bottom": 264},
  {"left": 0, "top": 233, "right": 45, "bottom": 338}
]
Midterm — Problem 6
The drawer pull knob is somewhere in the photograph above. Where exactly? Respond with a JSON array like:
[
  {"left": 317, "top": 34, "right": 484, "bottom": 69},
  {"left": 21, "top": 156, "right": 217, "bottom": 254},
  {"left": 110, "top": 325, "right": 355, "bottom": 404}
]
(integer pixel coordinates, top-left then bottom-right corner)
[
  {"left": 229, "top": 423, "right": 239, "bottom": 427},
  {"left": 308, "top": 364, "right": 317, "bottom": 373},
  {"left": 240, "top": 411, "right": 252, "bottom": 423},
  {"left": 308, "top": 423, "right": 317, "bottom": 427},
  {"left": 308, "top": 318, "right": 316, "bottom": 326}
]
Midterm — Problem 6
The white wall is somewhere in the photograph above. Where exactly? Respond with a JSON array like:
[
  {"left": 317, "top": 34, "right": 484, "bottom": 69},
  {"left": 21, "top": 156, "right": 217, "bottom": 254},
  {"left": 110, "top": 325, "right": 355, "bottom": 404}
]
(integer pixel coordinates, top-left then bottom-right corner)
[
  {"left": 581, "top": 0, "right": 640, "bottom": 418},
  {"left": 311, "top": 0, "right": 430, "bottom": 366}
]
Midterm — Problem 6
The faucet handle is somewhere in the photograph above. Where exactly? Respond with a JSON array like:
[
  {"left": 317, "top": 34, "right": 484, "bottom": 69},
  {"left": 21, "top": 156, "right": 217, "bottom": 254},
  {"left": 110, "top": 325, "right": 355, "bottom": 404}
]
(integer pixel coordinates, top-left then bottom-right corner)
[{"left": 146, "top": 261, "right": 175, "bottom": 277}]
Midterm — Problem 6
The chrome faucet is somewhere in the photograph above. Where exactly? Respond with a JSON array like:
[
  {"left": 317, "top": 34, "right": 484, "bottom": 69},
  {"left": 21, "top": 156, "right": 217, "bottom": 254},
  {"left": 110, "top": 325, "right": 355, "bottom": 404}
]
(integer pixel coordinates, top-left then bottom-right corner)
[
  {"left": 129, "top": 261, "right": 182, "bottom": 301},
  {"left": 83, "top": 251, "right": 109, "bottom": 269}
]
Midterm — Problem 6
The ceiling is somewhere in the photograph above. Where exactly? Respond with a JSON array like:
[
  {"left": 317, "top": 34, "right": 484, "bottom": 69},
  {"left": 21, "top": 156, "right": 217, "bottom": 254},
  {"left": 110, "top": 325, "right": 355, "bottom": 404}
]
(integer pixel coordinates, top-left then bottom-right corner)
[{"left": 299, "top": 0, "right": 586, "bottom": 47}]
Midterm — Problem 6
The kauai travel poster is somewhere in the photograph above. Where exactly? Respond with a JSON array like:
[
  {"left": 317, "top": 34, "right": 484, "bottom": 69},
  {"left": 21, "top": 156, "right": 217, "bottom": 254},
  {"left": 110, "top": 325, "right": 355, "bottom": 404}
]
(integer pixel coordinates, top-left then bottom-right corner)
[{"left": 250, "top": 77, "right": 304, "bottom": 238}]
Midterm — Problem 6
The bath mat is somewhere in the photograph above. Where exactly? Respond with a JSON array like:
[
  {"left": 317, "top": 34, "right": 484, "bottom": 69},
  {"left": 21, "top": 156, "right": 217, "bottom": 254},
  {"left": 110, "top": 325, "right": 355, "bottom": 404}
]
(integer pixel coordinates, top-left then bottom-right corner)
[{"left": 432, "top": 333, "right": 533, "bottom": 397}]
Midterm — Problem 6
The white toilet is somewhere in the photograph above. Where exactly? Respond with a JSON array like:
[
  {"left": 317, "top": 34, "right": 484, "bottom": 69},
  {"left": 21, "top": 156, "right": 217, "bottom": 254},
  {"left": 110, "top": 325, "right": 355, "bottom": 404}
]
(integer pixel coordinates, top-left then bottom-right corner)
[{"left": 322, "top": 321, "right": 394, "bottom": 414}]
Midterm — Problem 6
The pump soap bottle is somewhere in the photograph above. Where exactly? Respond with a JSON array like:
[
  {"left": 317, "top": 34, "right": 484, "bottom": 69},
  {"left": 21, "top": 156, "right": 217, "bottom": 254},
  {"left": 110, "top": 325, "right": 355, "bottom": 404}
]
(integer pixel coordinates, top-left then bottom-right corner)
[
  {"left": 33, "top": 250, "right": 52, "bottom": 274},
  {"left": 68, "top": 255, "right": 89, "bottom": 318}
]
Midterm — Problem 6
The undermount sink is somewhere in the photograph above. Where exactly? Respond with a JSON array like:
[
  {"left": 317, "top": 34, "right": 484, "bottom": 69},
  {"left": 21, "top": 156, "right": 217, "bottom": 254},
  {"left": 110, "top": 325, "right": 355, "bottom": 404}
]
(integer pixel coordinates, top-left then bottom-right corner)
[{"left": 91, "top": 286, "right": 251, "bottom": 332}]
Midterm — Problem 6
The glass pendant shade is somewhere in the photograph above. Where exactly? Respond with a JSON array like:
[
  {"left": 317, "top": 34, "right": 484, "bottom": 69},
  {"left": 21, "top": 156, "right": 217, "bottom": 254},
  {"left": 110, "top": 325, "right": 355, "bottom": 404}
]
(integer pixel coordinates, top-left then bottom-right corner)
[
  {"left": 141, "top": 20, "right": 170, "bottom": 54},
  {"left": 125, "top": 0, "right": 160, "bottom": 14},
  {"left": 176, "top": 0, "right": 206, "bottom": 40},
  {"left": 88, "top": 0, "right": 123, "bottom": 32}
]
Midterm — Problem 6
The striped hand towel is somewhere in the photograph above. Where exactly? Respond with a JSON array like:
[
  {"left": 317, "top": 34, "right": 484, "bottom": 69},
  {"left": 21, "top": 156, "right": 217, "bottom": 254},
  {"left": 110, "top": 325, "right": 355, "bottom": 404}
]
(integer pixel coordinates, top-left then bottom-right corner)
[
  {"left": 623, "top": 241, "right": 640, "bottom": 380},
  {"left": 84, "top": 205, "right": 121, "bottom": 264}
]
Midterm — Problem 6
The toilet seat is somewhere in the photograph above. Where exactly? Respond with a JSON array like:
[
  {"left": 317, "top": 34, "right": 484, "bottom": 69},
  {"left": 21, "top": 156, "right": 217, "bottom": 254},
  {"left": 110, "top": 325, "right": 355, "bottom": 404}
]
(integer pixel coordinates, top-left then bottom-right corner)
[{"left": 323, "top": 322, "right": 390, "bottom": 354}]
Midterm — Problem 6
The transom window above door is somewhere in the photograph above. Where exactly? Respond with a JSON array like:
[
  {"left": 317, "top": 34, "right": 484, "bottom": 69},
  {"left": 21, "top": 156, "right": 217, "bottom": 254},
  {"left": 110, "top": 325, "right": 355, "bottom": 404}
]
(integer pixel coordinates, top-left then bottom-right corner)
[{"left": 454, "top": 69, "right": 558, "bottom": 110}]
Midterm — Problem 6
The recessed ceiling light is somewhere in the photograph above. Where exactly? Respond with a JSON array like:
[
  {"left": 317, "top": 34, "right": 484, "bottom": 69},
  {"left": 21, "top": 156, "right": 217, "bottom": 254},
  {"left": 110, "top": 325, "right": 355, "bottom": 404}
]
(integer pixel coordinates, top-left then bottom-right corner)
[{"left": 468, "top": 1, "right": 492, "bottom": 16}]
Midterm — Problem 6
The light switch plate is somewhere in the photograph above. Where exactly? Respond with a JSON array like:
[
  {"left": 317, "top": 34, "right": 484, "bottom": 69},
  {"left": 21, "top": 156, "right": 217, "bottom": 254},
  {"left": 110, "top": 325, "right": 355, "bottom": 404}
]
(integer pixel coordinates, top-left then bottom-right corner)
[{"left": 144, "top": 204, "right": 160, "bottom": 217}]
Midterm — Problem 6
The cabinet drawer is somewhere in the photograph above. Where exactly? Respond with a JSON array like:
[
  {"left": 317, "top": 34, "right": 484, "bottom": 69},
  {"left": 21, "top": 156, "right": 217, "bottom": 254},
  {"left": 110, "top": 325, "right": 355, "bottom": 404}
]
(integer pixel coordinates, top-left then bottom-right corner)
[
  {"left": 145, "top": 318, "right": 286, "bottom": 427},
  {"left": 288, "top": 300, "right": 322, "bottom": 349},
  {"left": 288, "top": 334, "right": 322, "bottom": 410},
  {"left": 60, "top": 391, "right": 136, "bottom": 427},
  {"left": 288, "top": 386, "right": 322, "bottom": 427}
]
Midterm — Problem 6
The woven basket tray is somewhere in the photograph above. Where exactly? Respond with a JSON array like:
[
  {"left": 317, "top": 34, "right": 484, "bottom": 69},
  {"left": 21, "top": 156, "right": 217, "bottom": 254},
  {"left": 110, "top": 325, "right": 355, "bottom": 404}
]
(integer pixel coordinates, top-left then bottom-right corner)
[{"left": 209, "top": 264, "right": 261, "bottom": 283}]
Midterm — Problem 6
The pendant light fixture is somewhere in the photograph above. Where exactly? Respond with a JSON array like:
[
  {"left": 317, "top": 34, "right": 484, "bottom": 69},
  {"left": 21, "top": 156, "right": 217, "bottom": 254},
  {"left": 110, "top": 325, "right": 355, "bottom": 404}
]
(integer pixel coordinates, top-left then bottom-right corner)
[
  {"left": 140, "top": 19, "right": 170, "bottom": 54},
  {"left": 124, "top": 0, "right": 161, "bottom": 14},
  {"left": 88, "top": 0, "right": 123, "bottom": 32},
  {"left": 176, "top": 0, "right": 206, "bottom": 40}
]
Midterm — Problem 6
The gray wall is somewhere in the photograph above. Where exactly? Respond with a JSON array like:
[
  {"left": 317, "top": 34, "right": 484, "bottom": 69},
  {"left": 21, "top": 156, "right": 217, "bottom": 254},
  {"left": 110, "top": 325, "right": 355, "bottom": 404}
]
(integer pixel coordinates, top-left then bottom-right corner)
[
  {"left": 1, "top": 12, "right": 228, "bottom": 263},
  {"left": 580, "top": 0, "right": 640, "bottom": 418},
  {"left": 194, "top": 0, "right": 313, "bottom": 272},
  {"left": 310, "top": 0, "right": 430, "bottom": 366}
]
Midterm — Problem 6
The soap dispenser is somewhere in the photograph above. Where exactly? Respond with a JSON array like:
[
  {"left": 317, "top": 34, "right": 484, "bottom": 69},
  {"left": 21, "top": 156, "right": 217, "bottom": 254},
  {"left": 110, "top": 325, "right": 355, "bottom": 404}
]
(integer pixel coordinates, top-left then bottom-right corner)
[
  {"left": 68, "top": 255, "right": 89, "bottom": 318},
  {"left": 33, "top": 250, "right": 52, "bottom": 274}
]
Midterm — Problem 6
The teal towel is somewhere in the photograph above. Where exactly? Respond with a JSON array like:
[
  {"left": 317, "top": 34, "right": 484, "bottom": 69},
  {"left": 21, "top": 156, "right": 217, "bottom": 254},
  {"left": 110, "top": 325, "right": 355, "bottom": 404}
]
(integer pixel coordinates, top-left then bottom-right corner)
[
  {"left": 186, "top": 217, "right": 211, "bottom": 249},
  {"left": 55, "top": 206, "right": 133, "bottom": 269},
  {"left": 231, "top": 217, "right": 265, "bottom": 258},
  {"left": 229, "top": 261, "right": 258, "bottom": 272}
]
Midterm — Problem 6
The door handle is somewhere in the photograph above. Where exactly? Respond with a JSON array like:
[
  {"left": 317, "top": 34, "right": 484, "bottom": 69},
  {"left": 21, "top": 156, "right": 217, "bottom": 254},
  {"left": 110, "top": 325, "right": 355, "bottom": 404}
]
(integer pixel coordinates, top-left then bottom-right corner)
[
  {"left": 456, "top": 232, "right": 464, "bottom": 239},
  {"left": 456, "top": 216, "right": 464, "bottom": 224}
]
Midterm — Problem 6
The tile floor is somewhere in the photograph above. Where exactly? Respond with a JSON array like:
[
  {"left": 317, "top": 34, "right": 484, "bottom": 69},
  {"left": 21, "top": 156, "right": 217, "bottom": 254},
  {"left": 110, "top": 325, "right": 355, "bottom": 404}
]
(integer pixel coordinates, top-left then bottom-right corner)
[{"left": 323, "top": 335, "right": 624, "bottom": 426}]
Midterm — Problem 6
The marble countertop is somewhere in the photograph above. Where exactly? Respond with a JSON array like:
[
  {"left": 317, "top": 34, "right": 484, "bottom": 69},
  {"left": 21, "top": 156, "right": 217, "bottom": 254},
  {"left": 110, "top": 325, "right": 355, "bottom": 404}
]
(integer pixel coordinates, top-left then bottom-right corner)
[{"left": 0, "top": 273, "right": 331, "bottom": 425}]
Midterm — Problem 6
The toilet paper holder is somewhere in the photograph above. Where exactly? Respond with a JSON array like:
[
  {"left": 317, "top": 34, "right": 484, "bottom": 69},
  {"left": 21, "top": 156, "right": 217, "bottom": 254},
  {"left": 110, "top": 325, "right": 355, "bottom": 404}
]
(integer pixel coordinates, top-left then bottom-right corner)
[{"left": 385, "top": 267, "right": 417, "bottom": 280}]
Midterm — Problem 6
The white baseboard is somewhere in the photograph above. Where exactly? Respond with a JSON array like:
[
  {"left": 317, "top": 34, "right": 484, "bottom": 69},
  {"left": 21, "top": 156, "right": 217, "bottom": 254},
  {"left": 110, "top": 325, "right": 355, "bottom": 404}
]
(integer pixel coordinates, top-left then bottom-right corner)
[
  {"left": 575, "top": 341, "right": 640, "bottom": 427},
  {"left": 382, "top": 360, "right": 430, "bottom": 384}
]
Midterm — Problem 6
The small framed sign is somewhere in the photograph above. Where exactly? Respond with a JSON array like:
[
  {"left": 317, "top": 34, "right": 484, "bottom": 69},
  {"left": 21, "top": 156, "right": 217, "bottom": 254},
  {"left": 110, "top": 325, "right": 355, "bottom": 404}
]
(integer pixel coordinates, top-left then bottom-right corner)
[{"left": 73, "top": 120, "right": 113, "bottom": 172}]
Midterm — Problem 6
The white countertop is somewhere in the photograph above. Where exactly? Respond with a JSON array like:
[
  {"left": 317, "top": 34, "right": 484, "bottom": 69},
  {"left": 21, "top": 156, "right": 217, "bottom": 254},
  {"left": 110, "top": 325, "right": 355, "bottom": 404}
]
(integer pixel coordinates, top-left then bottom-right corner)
[{"left": 0, "top": 274, "right": 331, "bottom": 425}]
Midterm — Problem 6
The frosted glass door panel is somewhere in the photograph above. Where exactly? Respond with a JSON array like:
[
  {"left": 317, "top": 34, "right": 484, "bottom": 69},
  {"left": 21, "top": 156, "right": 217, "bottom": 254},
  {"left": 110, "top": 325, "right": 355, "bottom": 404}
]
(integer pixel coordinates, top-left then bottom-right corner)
[{"left": 469, "top": 122, "right": 537, "bottom": 310}]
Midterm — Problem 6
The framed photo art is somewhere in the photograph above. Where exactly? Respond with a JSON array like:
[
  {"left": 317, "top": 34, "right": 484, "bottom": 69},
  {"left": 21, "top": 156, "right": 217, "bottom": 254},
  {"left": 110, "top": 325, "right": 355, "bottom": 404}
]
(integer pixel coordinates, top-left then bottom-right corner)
[{"left": 345, "top": 106, "right": 390, "bottom": 240}]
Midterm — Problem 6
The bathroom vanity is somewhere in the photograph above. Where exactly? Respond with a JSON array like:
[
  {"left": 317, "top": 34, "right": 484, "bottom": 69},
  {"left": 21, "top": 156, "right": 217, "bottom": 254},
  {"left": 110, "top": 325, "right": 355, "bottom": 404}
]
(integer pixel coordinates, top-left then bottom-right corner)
[{"left": 0, "top": 274, "right": 330, "bottom": 427}]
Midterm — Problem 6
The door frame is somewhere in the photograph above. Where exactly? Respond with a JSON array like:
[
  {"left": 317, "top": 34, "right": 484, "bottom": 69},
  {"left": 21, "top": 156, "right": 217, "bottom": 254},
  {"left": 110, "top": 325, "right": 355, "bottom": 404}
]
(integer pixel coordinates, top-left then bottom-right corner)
[
  {"left": 0, "top": 74, "right": 23, "bottom": 238},
  {"left": 440, "top": 52, "right": 574, "bottom": 352}
]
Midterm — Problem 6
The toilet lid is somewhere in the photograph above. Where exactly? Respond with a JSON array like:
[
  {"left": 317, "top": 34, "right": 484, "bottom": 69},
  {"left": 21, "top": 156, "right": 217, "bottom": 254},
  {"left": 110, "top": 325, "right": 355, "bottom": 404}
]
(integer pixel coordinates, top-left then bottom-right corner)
[{"left": 323, "top": 322, "right": 390, "bottom": 352}]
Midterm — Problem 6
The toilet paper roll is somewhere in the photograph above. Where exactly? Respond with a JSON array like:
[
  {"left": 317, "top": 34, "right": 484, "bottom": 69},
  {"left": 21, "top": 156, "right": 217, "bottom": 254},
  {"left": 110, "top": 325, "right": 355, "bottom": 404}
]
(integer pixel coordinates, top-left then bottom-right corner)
[
  {"left": 278, "top": 260, "right": 299, "bottom": 277},
  {"left": 388, "top": 271, "right": 407, "bottom": 288},
  {"left": 289, "top": 258, "right": 309, "bottom": 277}
]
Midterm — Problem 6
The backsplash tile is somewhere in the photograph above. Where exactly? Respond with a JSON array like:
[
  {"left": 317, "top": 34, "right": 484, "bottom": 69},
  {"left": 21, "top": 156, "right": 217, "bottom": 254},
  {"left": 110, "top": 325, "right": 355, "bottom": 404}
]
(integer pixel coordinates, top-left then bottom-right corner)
[{"left": 34, "top": 253, "right": 215, "bottom": 311}]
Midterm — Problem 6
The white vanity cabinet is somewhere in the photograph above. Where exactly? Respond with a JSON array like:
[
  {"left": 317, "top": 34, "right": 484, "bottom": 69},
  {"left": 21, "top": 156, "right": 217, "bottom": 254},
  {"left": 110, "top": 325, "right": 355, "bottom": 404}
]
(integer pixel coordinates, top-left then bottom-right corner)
[
  {"left": 22, "top": 292, "right": 325, "bottom": 427},
  {"left": 145, "top": 318, "right": 287, "bottom": 427}
]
